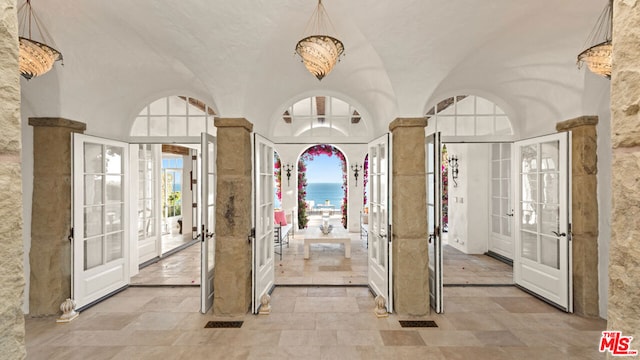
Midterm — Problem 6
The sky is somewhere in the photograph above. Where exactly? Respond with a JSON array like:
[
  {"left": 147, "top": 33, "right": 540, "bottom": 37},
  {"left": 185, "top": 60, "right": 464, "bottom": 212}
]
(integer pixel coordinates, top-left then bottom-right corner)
[{"left": 305, "top": 154, "right": 343, "bottom": 183}]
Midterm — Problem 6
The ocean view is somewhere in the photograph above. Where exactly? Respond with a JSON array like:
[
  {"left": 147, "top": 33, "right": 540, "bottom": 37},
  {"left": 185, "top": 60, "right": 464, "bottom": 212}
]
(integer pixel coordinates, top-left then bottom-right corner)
[{"left": 306, "top": 182, "right": 343, "bottom": 208}]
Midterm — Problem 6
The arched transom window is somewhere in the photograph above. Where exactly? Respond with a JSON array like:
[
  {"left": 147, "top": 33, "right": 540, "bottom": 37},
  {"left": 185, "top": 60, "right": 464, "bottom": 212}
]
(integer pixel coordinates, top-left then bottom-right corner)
[
  {"left": 426, "top": 95, "right": 512, "bottom": 137},
  {"left": 273, "top": 96, "right": 368, "bottom": 138},
  {"left": 130, "top": 96, "right": 216, "bottom": 139}
]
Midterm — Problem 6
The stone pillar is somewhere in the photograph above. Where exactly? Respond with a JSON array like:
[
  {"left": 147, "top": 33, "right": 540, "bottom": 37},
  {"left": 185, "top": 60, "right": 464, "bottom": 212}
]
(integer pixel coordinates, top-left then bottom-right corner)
[
  {"left": 0, "top": 0, "right": 25, "bottom": 356},
  {"left": 213, "top": 118, "right": 253, "bottom": 315},
  {"left": 389, "top": 118, "right": 429, "bottom": 315},
  {"left": 28, "top": 118, "right": 86, "bottom": 315},
  {"left": 608, "top": 0, "right": 640, "bottom": 344},
  {"left": 556, "top": 116, "right": 599, "bottom": 317}
]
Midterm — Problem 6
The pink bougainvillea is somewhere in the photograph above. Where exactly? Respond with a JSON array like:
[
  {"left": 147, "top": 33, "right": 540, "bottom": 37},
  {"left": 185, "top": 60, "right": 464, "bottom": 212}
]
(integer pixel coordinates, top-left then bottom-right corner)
[
  {"left": 363, "top": 154, "right": 369, "bottom": 206},
  {"left": 297, "top": 158, "right": 308, "bottom": 228},
  {"left": 441, "top": 145, "right": 449, "bottom": 230},
  {"left": 297, "top": 144, "right": 348, "bottom": 229},
  {"left": 274, "top": 152, "right": 282, "bottom": 202}
]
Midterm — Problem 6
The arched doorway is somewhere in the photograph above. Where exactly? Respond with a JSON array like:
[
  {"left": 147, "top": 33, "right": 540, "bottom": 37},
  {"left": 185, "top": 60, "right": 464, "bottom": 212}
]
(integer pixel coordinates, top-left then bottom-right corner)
[{"left": 297, "top": 144, "right": 348, "bottom": 229}]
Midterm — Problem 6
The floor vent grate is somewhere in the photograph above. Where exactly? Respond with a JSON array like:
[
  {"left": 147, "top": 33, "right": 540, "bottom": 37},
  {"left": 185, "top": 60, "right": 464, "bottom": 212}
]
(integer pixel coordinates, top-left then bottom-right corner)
[
  {"left": 204, "top": 321, "right": 243, "bottom": 328},
  {"left": 399, "top": 320, "right": 438, "bottom": 328}
]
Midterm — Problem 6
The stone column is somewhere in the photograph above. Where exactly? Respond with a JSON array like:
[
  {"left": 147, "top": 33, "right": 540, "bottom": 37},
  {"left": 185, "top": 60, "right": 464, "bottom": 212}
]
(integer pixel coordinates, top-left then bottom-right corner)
[
  {"left": 389, "top": 118, "right": 429, "bottom": 315},
  {"left": 28, "top": 118, "right": 86, "bottom": 315},
  {"left": 213, "top": 118, "right": 253, "bottom": 315},
  {"left": 556, "top": 116, "right": 599, "bottom": 317},
  {"left": 0, "top": 0, "right": 25, "bottom": 356},
  {"left": 608, "top": 0, "right": 640, "bottom": 344}
]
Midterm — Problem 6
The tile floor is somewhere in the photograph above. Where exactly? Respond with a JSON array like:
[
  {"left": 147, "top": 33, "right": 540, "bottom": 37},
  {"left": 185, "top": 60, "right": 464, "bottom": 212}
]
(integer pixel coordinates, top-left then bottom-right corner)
[
  {"left": 25, "top": 285, "right": 606, "bottom": 359},
  {"left": 442, "top": 244, "right": 513, "bottom": 285},
  {"left": 76, "top": 220, "right": 607, "bottom": 359},
  {"left": 131, "top": 241, "right": 200, "bottom": 286},
  {"left": 132, "top": 233, "right": 512, "bottom": 287},
  {"left": 275, "top": 221, "right": 368, "bottom": 286}
]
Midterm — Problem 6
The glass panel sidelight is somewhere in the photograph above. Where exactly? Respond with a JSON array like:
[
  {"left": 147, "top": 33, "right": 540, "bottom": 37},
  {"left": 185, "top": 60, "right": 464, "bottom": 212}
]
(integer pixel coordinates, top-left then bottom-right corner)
[
  {"left": 84, "top": 175, "right": 103, "bottom": 205},
  {"left": 106, "top": 232, "right": 123, "bottom": 262},
  {"left": 84, "top": 237, "right": 103, "bottom": 270},
  {"left": 84, "top": 143, "right": 103, "bottom": 173},
  {"left": 540, "top": 235, "right": 560, "bottom": 269},
  {"left": 521, "top": 231, "right": 537, "bottom": 261}
]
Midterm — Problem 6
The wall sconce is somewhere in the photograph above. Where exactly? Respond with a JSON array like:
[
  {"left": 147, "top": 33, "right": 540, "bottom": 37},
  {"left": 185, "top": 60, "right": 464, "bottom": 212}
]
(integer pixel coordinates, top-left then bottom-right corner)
[
  {"left": 448, "top": 155, "right": 459, "bottom": 187},
  {"left": 351, "top": 163, "right": 362, "bottom": 187},
  {"left": 284, "top": 163, "right": 294, "bottom": 186}
]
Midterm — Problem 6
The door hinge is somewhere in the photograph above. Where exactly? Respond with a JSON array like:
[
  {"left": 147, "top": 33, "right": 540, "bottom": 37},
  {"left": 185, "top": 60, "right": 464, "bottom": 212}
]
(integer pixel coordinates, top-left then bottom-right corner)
[
  {"left": 248, "top": 228, "right": 255, "bottom": 244},
  {"left": 388, "top": 224, "right": 392, "bottom": 244},
  {"left": 68, "top": 227, "right": 74, "bottom": 242}
]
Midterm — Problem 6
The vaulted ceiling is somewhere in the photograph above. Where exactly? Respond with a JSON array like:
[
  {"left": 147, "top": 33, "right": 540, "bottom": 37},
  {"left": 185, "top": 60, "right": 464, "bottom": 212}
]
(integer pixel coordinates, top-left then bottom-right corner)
[{"left": 19, "top": 0, "right": 610, "bottom": 140}]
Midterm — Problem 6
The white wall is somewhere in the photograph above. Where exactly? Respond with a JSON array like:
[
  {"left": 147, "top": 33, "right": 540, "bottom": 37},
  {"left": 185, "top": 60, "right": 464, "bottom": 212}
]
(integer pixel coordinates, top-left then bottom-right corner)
[{"left": 446, "top": 143, "right": 490, "bottom": 254}]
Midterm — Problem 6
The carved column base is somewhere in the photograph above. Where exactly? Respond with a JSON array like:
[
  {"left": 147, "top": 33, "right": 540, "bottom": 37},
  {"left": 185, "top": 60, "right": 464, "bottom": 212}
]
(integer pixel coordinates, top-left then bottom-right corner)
[
  {"left": 56, "top": 298, "right": 79, "bottom": 323},
  {"left": 258, "top": 294, "right": 271, "bottom": 315},
  {"left": 374, "top": 295, "right": 389, "bottom": 318}
]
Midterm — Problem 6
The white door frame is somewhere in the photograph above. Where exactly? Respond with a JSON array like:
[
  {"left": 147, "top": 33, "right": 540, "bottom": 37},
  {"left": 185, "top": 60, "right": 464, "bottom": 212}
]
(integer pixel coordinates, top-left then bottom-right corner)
[
  {"left": 131, "top": 144, "right": 163, "bottom": 267},
  {"left": 488, "top": 142, "right": 515, "bottom": 261},
  {"left": 252, "top": 134, "right": 276, "bottom": 314},
  {"left": 367, "top": 133, "right": 392, "bottom": 313},
  {"left": 200, "top": 133, "right": 216, "bottom": 313},
  {"left": 514, "top": 132, "right": 572, "bottom": 312},
  {"left": 426, "top": 132, "right": 443, "bottom": 313},
  {"left": 72, "top": 133, "right": 130, "bottom": 310}
]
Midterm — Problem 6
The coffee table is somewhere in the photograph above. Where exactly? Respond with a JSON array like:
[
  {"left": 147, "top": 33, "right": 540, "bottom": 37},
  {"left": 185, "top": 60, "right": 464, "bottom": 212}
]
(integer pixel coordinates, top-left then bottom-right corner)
[{"left": 303, "top": 228, "right": 351, "bottom": 259}]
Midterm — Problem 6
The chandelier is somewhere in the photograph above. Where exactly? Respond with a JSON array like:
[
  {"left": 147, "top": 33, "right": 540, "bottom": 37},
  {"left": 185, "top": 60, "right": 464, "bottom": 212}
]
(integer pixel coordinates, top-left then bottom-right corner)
[
  {"left": 295, "top": 0, "right": 344, "bottom": 81},
  {"left": 577, "top": 0, "right": 612, "bottom": 79},
  {"left": 18, "top": 0, "right": 63, "bottom": 80}
]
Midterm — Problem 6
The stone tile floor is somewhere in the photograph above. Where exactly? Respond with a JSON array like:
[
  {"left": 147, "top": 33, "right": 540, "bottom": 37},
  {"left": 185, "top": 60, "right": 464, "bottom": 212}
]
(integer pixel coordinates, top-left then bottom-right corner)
[
  {"left": 275, "top": 226, "right": 368, "bottom": 286},
  {"left": 88, "top": 220, "right": 607, "bottom": 359},
  {"left": 132, "top": 217, "right": 514, "bottom": 288},
  {"left": 442, "top": 244, "right": 514, "bottom": 285},
  {"left": 25, "top": 285, "right": 607, "bottom": 359},
  {"left": 131, "top": 241, "right": 200, "bottom": 286}
]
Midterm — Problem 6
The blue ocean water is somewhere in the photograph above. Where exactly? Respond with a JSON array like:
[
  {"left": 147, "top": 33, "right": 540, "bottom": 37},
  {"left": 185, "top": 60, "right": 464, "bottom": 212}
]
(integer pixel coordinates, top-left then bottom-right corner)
[{"left": 306, "top": 182, "right": 343, "bottom": 208}]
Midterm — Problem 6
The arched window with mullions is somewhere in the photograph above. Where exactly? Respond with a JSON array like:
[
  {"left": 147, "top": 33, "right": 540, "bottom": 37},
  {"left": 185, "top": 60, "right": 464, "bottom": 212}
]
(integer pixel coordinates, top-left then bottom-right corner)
[
  {"left": 272, "top": 96, "right": 370, "bottom": 139},
  {"left": 130, "top": 96, "right": 217, "bottom": 141},
  {"left": 425, "top": 95, "right": 513, "bottom": 137}
]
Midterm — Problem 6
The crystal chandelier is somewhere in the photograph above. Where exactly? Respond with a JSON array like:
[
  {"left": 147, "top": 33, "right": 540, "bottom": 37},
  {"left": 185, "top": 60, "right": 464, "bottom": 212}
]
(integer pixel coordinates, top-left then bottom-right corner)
[
  {"left": 295, "top": 0, "right": 344, "bottom": 81},
  {"left": 577, "top": 0, "right": 612, "bottom": 79},
  {"left": 18, "top": 0, "right": 63, "bottom": 80}
]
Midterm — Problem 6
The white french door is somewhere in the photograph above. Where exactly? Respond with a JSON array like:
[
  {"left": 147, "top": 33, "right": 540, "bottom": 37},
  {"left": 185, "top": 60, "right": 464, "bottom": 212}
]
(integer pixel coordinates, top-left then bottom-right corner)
[
  {"left": 514, "top": 132, "right": 572, "bottom": 312},
  {"left": 252, "top": 134, "right": 275, "bottom": 314},
  {"left": 200, "top": 133, "right": 216, "bottom": 313},
  {"left": 72, "top": 134, "right": 129, "bottom": 309},
  {"left": 368, "top": 134, "right": 392, "bottom": 313},
  {"left": 426, "top": 133, "right": 443, "bottom": 313},
  {"left": 489, "top": 143, "right": 514, "bottom": 260},
  {"left": 135, "top": 144, "right": 162, "bottom": 265}
]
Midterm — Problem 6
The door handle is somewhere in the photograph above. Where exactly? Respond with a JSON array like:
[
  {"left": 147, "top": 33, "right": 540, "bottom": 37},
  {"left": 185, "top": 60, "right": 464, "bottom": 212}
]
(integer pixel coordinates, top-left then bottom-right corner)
[
  {"left": 428, "top": 233, "right": 434, "bottom": 244},
  {"left": 551, "top": 231, "right": 566, "bottom": 237},
  {"left": 505, "top": 212, "right": 514, "bottom": 217}
]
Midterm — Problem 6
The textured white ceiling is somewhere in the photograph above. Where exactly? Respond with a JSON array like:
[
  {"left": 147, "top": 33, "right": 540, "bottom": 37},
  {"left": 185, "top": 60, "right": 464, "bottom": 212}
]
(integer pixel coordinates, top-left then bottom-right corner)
[{"left": 19, "top": 0, "right": 609, "bottom": 139}]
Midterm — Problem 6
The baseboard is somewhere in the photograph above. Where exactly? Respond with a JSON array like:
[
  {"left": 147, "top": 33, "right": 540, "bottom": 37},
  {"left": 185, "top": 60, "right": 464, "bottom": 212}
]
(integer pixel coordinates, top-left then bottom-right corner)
[{"left": 485, "top": 250, "right": 513, "bottom": 266}]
